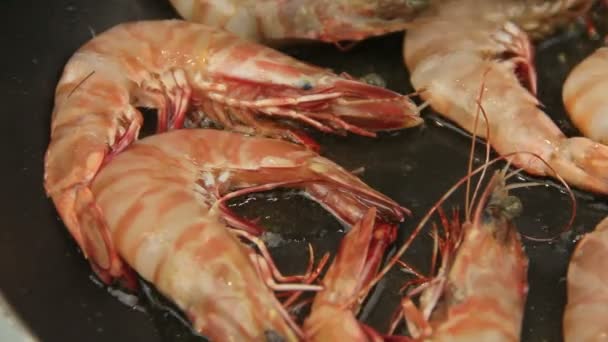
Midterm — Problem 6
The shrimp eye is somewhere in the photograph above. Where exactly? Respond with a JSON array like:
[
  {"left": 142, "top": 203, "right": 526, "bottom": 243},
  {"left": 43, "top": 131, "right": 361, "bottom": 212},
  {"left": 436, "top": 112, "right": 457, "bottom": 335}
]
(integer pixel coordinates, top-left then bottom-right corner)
[
  {"left": 359, "top": 73, "right": 386, "bottom": 88},
  {"left": 502, "top": 195, "right": 522, "bottom": 220},
  {"left": 297, "top": 80, "right": 313, "bottom": 90},
  {"left": 485, "top": 195, "right": 522, "bottom": 221}
]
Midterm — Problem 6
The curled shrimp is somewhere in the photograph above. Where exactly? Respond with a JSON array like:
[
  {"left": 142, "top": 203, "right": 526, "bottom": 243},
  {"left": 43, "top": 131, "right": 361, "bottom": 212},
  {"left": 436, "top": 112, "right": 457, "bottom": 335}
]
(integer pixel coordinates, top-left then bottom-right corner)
[
  {"left": 563, "top": 216, "right": 608, "bottom": 341},
  {"left": 563, "top": 47, "right": 608, "bottom": 144},
  {"left": 168, "top": 0, "right": 428, "bottom": 45},
  {"left": 78, "top": 128, "right": 408, "bottom": 340},
  {"left": 44, "top": 19, "right": 421, "bottom": 262},
  {"left": 403, "top": 0, "right": 608, "bottom": 194}
]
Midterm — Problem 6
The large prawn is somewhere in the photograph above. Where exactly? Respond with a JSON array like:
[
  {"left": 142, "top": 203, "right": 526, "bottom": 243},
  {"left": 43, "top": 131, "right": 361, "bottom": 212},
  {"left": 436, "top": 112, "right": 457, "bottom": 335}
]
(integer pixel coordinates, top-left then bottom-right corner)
[
  {"left": 168, "top": 0, "right": 429, "bottom": 45},
  {"left": 563, "top": 46, "right": 608, "bottom": 144},
  {"left": 79, "top": 128, "right": 408, "bottom": 341},
  {"left": 44, "top": 19, "right": 421, "bottom": 262},
  {"left": 359, "top": 154, "right": 543, "bottom": 340},
  {"left": 563, "top": 216, "right": 608, "bottom": 341},
  {"left": 402, "top": 0, "right": 608, "bottom": 194},
  {"left": 393, "top": 169, "right": 530, "bottom": 341}
]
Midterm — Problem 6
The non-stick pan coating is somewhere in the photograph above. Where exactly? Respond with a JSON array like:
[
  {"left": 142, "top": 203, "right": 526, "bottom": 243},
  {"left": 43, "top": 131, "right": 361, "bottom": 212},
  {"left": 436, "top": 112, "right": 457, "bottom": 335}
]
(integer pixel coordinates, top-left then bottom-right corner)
[{"left": 2, "top": 1, "right": 607, "bottom": 341}]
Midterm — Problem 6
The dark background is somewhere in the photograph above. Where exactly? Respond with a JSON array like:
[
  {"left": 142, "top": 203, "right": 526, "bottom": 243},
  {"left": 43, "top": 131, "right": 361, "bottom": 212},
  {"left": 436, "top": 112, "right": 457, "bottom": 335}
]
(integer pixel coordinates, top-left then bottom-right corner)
[{"left": 1, "top": 0, "right": 607, "bottom": 341}]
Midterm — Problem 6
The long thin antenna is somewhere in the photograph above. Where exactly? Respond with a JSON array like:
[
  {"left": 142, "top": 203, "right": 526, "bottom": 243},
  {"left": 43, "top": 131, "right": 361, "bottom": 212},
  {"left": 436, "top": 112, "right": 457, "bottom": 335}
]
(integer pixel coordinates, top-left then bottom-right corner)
[{"left": 465, "top": 67, "right": 492, "bottom": 222}]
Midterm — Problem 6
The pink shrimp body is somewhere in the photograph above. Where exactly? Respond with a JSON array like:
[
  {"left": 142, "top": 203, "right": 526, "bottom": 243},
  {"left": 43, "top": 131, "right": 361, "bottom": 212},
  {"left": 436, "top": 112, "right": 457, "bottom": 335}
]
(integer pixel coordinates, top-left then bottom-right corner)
[
  {"left": 404, "top": 172, "right": 529, "bottom": 341},
  {"left": 563, "top": 47, "right": 608, "bottom": 144},
  {"left": 303, "top": 207, "right": 394, "bottom": 342},
  {"left": 563, "top": 216, "right": 608, "bottom": 341},
  {"left": 403, "top": 0, "right": 608, "bottom": 194},
  {"left": 168, "top": 0, "right": 428, "bottom": 44},
  {"left": 79, "top": 128, "right": 407, "bottom": 340},
  {"left": 45, "top": 19, "right": 420, "bottom": 265}
]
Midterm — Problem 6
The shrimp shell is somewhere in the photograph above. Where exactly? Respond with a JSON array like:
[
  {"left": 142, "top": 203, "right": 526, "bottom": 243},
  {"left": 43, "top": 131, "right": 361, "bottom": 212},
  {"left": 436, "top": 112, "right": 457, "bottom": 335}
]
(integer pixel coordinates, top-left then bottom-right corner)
[
  {"left": 168, "top": 0, "right": 428, "bottom": 44},
  {"left": 563, "top": 47, "right": 608, "bottom": 144},
  {"left": 563, "top": 216, "right": 608, "bottom": 341}
]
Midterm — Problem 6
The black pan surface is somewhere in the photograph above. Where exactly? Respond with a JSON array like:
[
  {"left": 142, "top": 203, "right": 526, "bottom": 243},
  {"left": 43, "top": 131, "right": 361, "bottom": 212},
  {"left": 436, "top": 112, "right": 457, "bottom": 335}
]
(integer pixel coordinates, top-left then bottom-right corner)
[{"left": 2, "top": 1, "right": 607, "bottom": 341}]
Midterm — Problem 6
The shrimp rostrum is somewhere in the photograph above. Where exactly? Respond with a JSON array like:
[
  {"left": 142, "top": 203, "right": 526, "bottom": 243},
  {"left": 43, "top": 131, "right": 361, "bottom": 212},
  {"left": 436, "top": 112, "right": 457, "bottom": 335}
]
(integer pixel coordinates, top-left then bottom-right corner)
[
  {"left": 169, "top": 0, "right": 429, "bottom": 45},
  {"left": 44, "top": 19, "right": 421, "bottom": 260},
  {"left": 403, "top": 0, "right": 608, "bottom": 194},
  {"left": 76, "top": 128, "right": 408, "bottom": 341}
]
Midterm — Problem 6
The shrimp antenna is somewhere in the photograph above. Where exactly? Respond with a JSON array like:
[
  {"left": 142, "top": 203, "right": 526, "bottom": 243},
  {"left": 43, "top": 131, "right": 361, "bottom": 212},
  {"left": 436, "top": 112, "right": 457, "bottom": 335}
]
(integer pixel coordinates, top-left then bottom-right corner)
[
  {"left": 356, "top": 150, "right": 577, "bottom": 300},
  {"left": 67, "top": 70, "right": 95, "bottom": 99},
  {"left": 465, "top": 67, "right": 493, "bottom": 221}
]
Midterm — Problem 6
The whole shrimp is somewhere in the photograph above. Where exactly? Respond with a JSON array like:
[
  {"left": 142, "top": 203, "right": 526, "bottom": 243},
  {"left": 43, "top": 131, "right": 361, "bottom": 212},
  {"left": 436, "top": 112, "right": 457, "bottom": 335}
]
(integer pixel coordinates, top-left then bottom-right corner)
[
  {"left": 402, "top": 0, "right": 608, "bottom": 194},
  {"left": 78, "top": 128, "right": 408, "bottom": 341},
  {"left": 168, "top": 0, "right": 429, "bottom": 45},
  {"left": 302, "top": 207, "right": 394, "bottom": 342},
  {"left": 400, "top": 170, "right": 529, "bottom": 341},
  {"left": 563, "top": 216, "right": 608, "bottom": 341},
  {"left": 357, "top": 164, "right": 529, "bottom": 341},
  {"left": 563, "top": 47, "right": 608, "bottom": 144},
  {"left": 44, "top": 19, "right": 421, "bottom": 261}
]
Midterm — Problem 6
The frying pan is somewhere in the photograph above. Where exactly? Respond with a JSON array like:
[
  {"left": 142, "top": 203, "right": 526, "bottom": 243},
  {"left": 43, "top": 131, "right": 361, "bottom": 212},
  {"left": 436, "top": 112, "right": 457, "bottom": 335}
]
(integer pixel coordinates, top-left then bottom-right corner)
[{"left": 2, "top": 0, "right": 607, "bottom": 341}]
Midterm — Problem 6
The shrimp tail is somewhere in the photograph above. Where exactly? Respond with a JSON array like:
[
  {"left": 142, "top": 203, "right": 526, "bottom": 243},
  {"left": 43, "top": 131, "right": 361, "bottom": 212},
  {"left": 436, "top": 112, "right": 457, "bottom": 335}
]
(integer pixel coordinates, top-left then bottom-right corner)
[
  {"left": 548, "top": 137, "right": 608, "bottom": 192},
  {"left": 72, "top": 187, "right": 137, "bottom": 287}
]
